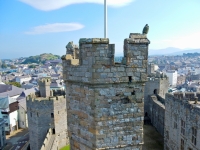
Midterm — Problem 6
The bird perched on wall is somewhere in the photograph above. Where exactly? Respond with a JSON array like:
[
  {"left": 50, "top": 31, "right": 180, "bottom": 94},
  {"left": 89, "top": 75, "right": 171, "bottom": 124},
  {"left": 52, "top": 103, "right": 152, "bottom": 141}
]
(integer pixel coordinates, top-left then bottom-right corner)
[{"left": 142, "top": 24, "right": 149, "bottom": 34}]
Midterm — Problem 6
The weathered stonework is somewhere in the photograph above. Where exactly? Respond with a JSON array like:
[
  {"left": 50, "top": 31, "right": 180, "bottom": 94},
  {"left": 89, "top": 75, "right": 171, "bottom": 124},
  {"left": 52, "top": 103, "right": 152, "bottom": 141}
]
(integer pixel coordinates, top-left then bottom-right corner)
[
  {"left": 148, "top": 95, "right": 165, "bottom": 136},
  {"left": 144, "top": 73, "right": 168, "bottom": 136},
  {"left": 62, "top": 33, "right": 150, "bottom": 149},
  {"left": 27, "top": 78, "right": 69, "bottom": 150},
  {"left": 144, "top": 73, "right": 168, "bottom": 113},
  {"left": 165, "top": 93, "right": 200, "bottom": 150}
]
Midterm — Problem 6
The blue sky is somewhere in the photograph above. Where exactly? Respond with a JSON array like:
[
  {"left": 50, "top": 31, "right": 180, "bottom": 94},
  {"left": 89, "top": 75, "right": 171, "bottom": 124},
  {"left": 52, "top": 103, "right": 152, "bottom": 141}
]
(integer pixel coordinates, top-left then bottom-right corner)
[{"left": 0, "top": 0, "right": 200, "bottom": 59}]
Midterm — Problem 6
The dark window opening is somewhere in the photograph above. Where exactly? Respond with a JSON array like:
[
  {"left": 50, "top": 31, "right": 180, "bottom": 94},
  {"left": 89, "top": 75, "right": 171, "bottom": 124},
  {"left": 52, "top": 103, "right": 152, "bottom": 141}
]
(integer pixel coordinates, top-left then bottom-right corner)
[
  {"left": 122, "top": 97, "right": 130, "bottom": 104},
  {"left": 30, "top": 113, "right": 32, "bottom": 117},
  {"left": 154, "top": 89, "right": 157, "bottom": 95},
  {"left": 51, "top": 113, "right": 54, "bottom": 118},
  {"left": 131, "top": 90, "right": 135, "bottom": 95},
  {"left": 52, "top": 128, "right": 55, "bottom": 134},
  {"left": 145, "top": 112, "right": 148, "bottom": 117},
  {"left": 129, "top": 76, "right": 132, "bottom": 83}
]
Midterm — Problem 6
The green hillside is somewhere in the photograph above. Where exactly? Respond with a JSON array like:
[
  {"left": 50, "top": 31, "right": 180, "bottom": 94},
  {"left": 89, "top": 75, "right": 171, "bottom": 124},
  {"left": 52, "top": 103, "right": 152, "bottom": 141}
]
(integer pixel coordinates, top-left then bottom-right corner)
[{"left": 22, "top": 53, "right": 60, "bottom": 64}]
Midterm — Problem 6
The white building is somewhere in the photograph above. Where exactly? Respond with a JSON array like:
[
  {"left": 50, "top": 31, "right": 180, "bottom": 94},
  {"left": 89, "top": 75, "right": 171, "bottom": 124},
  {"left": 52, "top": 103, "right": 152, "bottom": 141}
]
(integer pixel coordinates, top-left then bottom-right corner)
[
  {"left": 195, "top": 67, "right": 200, "bottom": 75},
  {"left": 0, "top": 84, "right": 23, "bottom": 134},
  {"left": 166, "top": 70, "right": 177, "bottom": 86},
  {"left": 0, "top": 96, "right": 19, "bottom": 134},
  {"left": 16, "top": 88, "right": 37, "bottom": 129},
  {"left": 15, "top": 75, "right": 31, "bottom": 84}
]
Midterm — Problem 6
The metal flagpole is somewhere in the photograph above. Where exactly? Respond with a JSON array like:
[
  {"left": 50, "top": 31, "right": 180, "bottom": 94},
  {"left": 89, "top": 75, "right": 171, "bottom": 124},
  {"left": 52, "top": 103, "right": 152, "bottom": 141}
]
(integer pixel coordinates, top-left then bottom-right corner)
[{"left": 104, "top": 0, "right": 107, "bottom": 38}]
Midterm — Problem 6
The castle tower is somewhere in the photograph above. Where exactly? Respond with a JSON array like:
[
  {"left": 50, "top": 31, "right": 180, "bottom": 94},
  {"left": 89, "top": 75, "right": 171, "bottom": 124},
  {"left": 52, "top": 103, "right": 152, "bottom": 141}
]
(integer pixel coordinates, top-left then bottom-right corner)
[
  {"left": 144, "top": 72, "right": 169, "bottom": 115},
  {"left": 62, "top": 33, "right": 150, "bottom": 149},
  {"left": 38, "top": 77, "right": 51, "bottom": 97},
  {"left": 27, "top": 78, "right": 69, "bottom": 150}
]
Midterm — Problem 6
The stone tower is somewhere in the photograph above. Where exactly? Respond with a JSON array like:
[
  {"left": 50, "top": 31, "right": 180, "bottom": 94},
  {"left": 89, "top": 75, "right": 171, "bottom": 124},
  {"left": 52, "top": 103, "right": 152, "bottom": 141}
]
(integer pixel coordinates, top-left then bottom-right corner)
[
  {"left": 144, "top": 72, "right": 169, "bottom": 115},
  {"left": 27, "top": 78, "right": 69, "bottom": 150},
  {"left": 62, "top": 33, "right": 150, "bottom": 149},
  {"left": 38, "top": 77, "right": 51, "bottom": 97}
]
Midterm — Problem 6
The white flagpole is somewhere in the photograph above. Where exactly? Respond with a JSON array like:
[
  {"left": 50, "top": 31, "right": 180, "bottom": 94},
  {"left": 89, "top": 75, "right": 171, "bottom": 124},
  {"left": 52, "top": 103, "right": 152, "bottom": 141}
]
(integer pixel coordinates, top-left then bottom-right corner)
[{"left": 104, "top": 0, "right": 107, "bottom": 38}]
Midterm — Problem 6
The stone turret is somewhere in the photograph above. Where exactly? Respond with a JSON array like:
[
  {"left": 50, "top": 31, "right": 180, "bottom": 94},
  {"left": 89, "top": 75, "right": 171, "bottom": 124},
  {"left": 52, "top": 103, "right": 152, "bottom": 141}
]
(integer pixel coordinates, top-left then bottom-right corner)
[
  {"left": 66, "top": 41, "right": 79, "bottom": 59},
  {"left": 62, "top": 33, "right": 150, "bottom": 149},
  {"left": 38, "top": 77, "right": 51, "bottom": 97}
]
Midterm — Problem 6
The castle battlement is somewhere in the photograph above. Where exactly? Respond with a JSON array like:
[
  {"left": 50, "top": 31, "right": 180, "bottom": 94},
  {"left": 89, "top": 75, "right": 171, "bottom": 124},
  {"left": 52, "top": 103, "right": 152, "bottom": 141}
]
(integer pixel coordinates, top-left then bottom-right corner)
[
  {"left": 27, "top": 94, "right": 65, "bottom": 102},
  {"left": 38, "top": 77, "right": 51, "bottom": 85},
  {"left": 62, "top": 33, "right": 150, "bottom": 84},
  {"left": 147, "top": 76, "right": 168, "bottom": 82},
  {"left": 166, "top": 92, "right": 200, "bottom": 103}
]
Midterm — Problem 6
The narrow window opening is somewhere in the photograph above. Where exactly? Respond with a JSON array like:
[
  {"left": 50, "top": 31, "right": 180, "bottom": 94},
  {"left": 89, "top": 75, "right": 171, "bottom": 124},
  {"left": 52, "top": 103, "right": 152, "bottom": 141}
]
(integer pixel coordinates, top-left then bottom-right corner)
[
  {"left": 154, "top": 89, "right": 157, "bottom": 95},
  {"left": 129, "top": 76, "right": 132, "bottom": 83},
  {"left": 192, "top": 127, "right": 197, "bottom": 145},
  {"left": 51, "top": 113, "right": 54, "bottom": 118},
  {"left": 131, "top": 90, "right": 135, "bottom": 95},
  {"left": 122, "top": 97, "right": 130, "bottom": 104},
  {"left": 181, "top": 139, "right": 184, "bottom": 150},
  {"left": 52, "top": 128, "right": 55, "bottom": 134}
]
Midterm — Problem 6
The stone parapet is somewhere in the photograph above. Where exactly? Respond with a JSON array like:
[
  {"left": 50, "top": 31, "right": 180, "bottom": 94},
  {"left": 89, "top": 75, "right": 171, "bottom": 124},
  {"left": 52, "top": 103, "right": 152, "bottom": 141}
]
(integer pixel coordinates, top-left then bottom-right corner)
[
  {"left": 63, "top": 34, "right": 149, "bottom": 85},
  {"left": 41, "top": 128, "right": 55, "bottom": 150},
  {"left": 79, "top": 38, "right": 109, "bottom": 44},
  {"left": 169, "top": 92, "right": 199, "bottom": 101}
]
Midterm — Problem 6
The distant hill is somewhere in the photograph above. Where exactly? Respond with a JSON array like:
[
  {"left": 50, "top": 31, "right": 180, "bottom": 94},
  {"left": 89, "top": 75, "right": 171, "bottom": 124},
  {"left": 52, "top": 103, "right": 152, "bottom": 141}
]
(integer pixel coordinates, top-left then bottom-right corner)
[
  {"left": 22, "top": 53, "right": 60, "bottom": 64},
  {"left": 149, "top": 47, "right": 200, "bottom": 56}
]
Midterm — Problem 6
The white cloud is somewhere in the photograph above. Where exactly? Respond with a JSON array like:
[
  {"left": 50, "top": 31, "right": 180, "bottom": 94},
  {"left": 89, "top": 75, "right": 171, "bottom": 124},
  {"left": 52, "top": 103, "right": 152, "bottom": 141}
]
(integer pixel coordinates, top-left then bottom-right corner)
[
  {"left": 19, "top": 0, "right": 135, "bottom": 11},
  {"left": 25, "top": 23, "right": 84, "bottom": 34},
  {"left": 152, "top": 31, "right": 200, "bottom": 49}
]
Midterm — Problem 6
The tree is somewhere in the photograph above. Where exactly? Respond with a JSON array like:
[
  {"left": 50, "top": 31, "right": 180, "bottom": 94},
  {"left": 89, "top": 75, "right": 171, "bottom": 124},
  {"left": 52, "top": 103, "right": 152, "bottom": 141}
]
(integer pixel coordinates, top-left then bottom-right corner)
[
  {"left": 29, "top": 65, "right": 36, "bottom": 68},
  {"left": 1, "top": 63, "right": 7, "bottom": 68},
  {"left": 10, "top": 65, "right": 17, "bottom": 69},
  {"left": 6, "top": 82, "right": 21, "bottom": 87}
]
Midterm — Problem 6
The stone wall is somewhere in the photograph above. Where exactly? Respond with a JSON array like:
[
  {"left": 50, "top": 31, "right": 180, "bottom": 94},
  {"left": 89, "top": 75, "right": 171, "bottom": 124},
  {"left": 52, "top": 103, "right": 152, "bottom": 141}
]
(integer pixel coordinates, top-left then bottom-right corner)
[
  {"left": 148, "top": 95, "right": 165, "bottom": 136},
  {"left": 53, "top": 95, "right": 69, "bottom": 149},
  {"left": 63, "top": 33, "right": 150, "bottom": 149},
  {"left": 165, "top": 93, "right": 200, "bottom": 150}
]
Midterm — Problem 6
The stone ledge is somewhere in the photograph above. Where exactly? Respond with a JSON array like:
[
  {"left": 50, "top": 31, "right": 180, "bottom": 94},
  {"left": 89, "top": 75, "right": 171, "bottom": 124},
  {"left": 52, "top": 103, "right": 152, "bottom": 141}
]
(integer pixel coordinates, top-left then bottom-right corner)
[
  {"left": 79, "top": 38, "right": 109, "bottom": 44},
  {"left": 129, "top": 33, "right": 147, "bottom": 38},
  {"left": 125, "top": 38, "right": 150, "bottom": 44}
]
